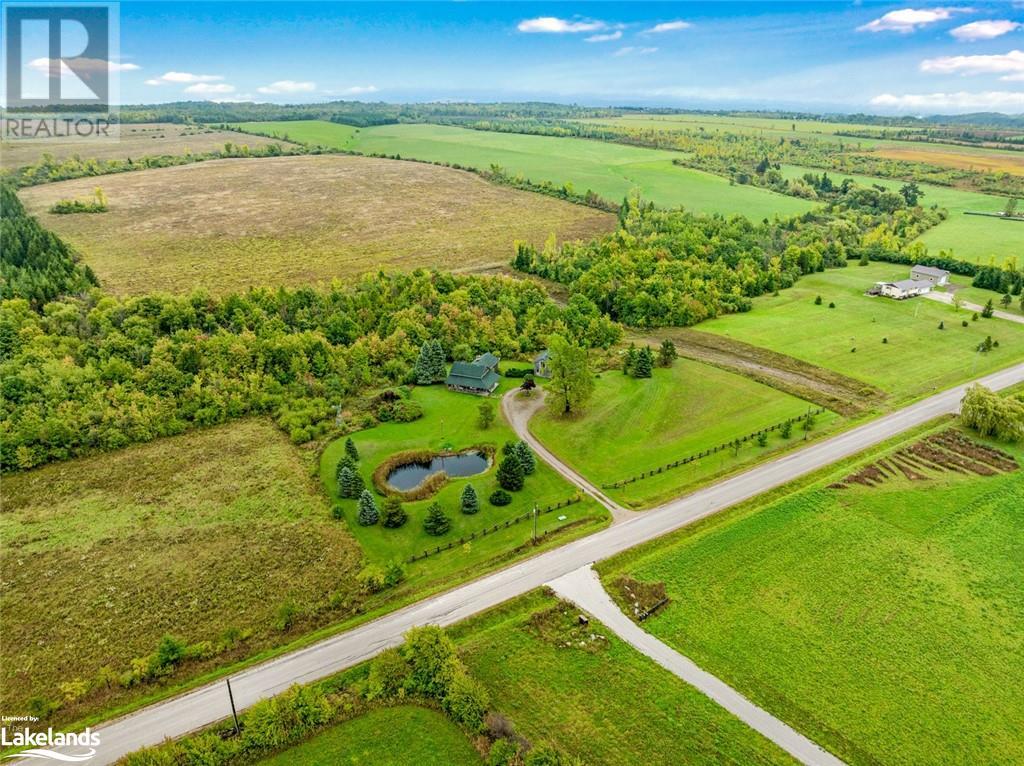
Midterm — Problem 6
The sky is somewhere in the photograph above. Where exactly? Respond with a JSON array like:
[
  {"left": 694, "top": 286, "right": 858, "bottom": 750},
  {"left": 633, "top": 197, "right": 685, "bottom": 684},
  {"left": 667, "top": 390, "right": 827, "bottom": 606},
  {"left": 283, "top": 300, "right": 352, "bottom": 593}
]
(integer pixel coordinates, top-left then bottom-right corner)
[{"left": 16, "top": 1, "right": 1024, "bottom": 114}]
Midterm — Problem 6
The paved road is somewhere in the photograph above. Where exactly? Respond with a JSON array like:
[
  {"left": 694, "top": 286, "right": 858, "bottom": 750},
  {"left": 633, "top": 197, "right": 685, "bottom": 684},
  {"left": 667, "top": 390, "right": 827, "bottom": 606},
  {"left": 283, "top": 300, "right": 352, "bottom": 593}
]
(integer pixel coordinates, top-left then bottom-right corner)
[
  {"left": 548, "top": 566, "right": 846, "bottom": 766},
  {"left": 35, "top": 362, "right": 1024, "bottom": 765},
  {"left": 925, "top": 291, "right": 1024, "bottom": 325}
]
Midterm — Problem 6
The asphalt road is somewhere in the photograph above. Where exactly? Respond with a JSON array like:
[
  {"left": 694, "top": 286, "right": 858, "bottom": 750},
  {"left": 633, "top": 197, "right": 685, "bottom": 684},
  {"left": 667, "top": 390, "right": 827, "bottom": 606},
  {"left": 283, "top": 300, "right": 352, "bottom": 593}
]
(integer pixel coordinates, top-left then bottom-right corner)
[
  {"left": 924, "top": 291, "right": 1024, "bottom": 325},
  {"left": 34, "top": 361, "right": 1024, "bottom": 765}
]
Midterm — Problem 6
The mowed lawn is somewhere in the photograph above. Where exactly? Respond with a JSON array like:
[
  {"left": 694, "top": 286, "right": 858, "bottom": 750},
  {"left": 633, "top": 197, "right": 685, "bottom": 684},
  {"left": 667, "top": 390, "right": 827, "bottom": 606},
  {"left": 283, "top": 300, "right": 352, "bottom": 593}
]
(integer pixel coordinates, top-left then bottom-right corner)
[
  {"left": 699, "top": 263, "right": 1024, "bottom": 403},
  {"left": 599, "top": 427, "right": 1024, "bottom": 765},
  {"left": 234, "top": 120, "right": 816, "bottom": 219},
  {"left": 0, "top": 419, "right": 364, "bottom": 721},
  {"left": 782, "top": 165, "right": 1021, "bottom": 266},
  {"left": 451, "top": 591, "right": 797, "bottom": 766},
  {"left": 18, "top": 154, "right": 613, "bottom": 296},
  {"left": 530, "top": 359, "right": 830, "bottom": 508},
  {"left": 319, "top": 381, "right": 608, "bottom": 583},
  {"left": 258, "top": 706, "right": 482, "bottom": 765}
]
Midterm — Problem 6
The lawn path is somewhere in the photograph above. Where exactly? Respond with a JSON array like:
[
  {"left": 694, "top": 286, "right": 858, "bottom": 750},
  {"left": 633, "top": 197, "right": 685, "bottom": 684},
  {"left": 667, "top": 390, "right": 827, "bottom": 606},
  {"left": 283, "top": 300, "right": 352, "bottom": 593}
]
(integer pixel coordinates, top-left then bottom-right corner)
[
  {"left": 546, "top": 565, "right": 846, "bottom": 766},
  {"left": 501, "top": 388, "right": 632, "bottom": 523},
  {"left": 925, "top": 291, "right": 1024, "bottom": 325}
]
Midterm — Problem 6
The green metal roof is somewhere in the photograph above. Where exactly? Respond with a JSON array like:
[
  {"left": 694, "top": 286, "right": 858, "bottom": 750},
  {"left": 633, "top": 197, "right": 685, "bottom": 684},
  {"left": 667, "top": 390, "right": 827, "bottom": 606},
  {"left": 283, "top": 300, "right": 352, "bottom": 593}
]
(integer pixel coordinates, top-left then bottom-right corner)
[{"left": 446, "top": 361, "right": 500, "bottom": 391}]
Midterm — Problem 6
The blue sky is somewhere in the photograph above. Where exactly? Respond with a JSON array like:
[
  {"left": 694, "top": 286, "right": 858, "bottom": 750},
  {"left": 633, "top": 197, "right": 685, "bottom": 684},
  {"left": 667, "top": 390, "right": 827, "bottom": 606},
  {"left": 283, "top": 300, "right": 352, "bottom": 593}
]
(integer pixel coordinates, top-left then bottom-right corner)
[{"left": 105, "top": 2, "right": 1024, "bottom": 113}]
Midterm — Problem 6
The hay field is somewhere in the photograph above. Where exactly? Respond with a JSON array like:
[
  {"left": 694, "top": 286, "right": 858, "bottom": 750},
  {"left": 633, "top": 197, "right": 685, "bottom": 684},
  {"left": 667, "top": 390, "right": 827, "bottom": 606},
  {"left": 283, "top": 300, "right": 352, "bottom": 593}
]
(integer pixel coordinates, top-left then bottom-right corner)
[{"left": 17, "top": 154, "right": 614, "bottom": 295}]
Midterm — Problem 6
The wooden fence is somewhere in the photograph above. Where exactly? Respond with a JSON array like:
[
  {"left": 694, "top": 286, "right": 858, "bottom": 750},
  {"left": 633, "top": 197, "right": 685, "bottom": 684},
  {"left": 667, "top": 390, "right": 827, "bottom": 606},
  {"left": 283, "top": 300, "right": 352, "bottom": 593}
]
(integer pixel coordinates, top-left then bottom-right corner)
[
  {"left": 602, "top": 407, "right": 827, "bottom": 489},
  {"left": 407, "top": 495, "right": 581, "bottom": 563}
]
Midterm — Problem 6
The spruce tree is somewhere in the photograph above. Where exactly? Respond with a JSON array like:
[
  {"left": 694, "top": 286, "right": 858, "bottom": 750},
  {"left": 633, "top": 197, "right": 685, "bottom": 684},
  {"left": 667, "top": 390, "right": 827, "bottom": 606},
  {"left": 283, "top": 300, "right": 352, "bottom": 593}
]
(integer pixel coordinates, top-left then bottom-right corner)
[
  {"left": 357, "top": 490, "right": 379, "bottom": 526},
  {"left": 414, "top": 342, "right": 434, "bottom": 385},
  {"left": 423, "top": 501, "right": 451, "bottom": 536},
  {"left": 381, "top": 497, "right": 408, "bottom": 528},
  {"left": 345, "top": 437, "right": 359, "bottom": 463},
  {"left": 460, "top": 484, "right": 480, "bottom": 515},
  {"left": 496, "top": 451, "right": 525, "bottom": 491},
  {"left": 623, "top": 344, "right": 637, "bottom": 376},
  {"left": 633, "top": 346, "right": 654, "bottom": 378},
  {"left": 658, "top": 339, "right": 677, "bottom": 367},
  {"left": 338, "top": 466, "right": 365, "bottom": 499},
  {"left": 429, "top": 340, "right": 447, "bottom": 382},
  {"left": 335, "top": 454, "right": 356, "bottom": 485},
  {"left": 513, "top": 441, "right": 536, "bottom": 475}
]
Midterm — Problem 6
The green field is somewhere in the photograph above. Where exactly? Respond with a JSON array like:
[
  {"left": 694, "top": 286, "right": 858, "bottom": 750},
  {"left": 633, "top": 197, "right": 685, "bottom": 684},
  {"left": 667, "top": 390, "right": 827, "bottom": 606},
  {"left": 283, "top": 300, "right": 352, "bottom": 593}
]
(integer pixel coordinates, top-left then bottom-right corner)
[
  {"left": 319, "top": 380, "right": 609, "bottom": 582},
  {"left": 699, "top": 263, "right": 1024, "bottom": 403},
  {"left": 451, "top": 591, "right": 796, "bottom": 765},
  {"left": 599, "top": 424, "right": 1024, "bottom": 765},
  {"left": 530, "top": 358, "right": 832, "bottom": 508},
  {"left": 0, "top": 419, "right": 363, "bottom": 721},
  {"left": 781, "top": 165, "right": 1021, "bottom": 266},
  {"left": 258, "top": 706, "right": 482, "bottom": 765},
  {"left": 233, "top": 120, "right": 816, "bottom": 219}
]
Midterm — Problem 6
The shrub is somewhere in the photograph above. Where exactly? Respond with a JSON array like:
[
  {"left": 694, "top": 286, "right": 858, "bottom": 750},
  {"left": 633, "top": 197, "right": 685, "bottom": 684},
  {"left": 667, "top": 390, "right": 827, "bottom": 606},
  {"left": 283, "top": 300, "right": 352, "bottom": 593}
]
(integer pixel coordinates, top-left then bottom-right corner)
[
  {"left": 384, "top": 560, "right": 406, "bottom": 588},
  {"left": 330, "top": 503, "right": 344, "bottom": 521},
  {"left": 443, "top": 669, "right": 491, "bottom": 731},
  {"left": 488, "top": 738, "right": 521, "bottom": 766},
  {"left": 423, "top": 501, "right": 451, "bottom": 536},
  {"left": 357, "top": 564, "right": 387, "bottom": 593},
  {"left": 275, "top": 599, "right": 299, "bottom": 632},
  {"left": 489, "top": 489, "right": 512, "bottom": 506},
  {"left": 461, "top": 484, "right": 480, "bottom": 515},
  {"left": 381, "top": 496, "right": 408, "bottom": 528},
  {"left": 781, "top": 421, "right": 793, "bottom": 439},
  {"left": 403, "top": 625, "right": 458, "bottom": 698},
  {"left": 814, "top": 295, "right": 823, "bottom": 305},
  {"left": 525, "top": 744, "right": 563, "bottom": 766},
  {"left": 757, "top": 432, "right": 768, "bottom": 447},
  {"left": 357, "top": 489, "right": 379, "bottom": 526},
  {"left": 828, "top": 301, "right": 836, "bottom": 309},
  {"left": 366, "top": 647, "right": 410, "bottom": 700}
]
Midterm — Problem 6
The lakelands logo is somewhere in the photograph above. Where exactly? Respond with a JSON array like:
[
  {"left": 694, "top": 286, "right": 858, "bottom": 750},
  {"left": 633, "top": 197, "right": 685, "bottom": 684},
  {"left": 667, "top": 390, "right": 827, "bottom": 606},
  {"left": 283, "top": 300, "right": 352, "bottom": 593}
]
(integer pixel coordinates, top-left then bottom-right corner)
[{"left": 1, "top": 721, "right": 100, "bottom": 762}]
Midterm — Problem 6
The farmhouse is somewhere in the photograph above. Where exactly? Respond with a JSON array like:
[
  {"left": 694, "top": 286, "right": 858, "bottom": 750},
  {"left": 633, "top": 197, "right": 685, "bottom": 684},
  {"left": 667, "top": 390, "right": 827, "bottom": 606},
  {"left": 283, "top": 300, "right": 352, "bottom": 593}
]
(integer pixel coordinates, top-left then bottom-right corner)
[
  {"left": 873, "top": 279, "right": 935, "bottom": 300},
  {"left": 446, "top": 352, "right": 501, "bottom": 395},
  {"left": 533, "top": 349, "right": 552, "bottom": 379},
  {"left": 910, "top": 264, "right": 950, "bottom": 286}
]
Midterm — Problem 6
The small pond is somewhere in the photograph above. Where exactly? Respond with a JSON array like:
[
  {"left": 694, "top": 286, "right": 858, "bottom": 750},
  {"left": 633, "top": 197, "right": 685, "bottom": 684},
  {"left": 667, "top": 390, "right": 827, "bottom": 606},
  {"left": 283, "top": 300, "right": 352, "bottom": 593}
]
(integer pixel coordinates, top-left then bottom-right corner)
[{"left": 386, "top": 451, "right": 489, "bottom": 492}]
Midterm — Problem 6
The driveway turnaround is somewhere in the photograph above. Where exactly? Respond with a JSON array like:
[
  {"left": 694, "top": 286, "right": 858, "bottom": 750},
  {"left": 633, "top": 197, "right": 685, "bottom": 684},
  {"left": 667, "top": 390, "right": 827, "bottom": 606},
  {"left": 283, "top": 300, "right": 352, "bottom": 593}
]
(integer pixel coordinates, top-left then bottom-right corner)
[
  {"left": 27, "top": 361, "right": 1024, "bottom": 765},
  {"left": 547, "top": 565, "right": 847, "bottom": 766}
]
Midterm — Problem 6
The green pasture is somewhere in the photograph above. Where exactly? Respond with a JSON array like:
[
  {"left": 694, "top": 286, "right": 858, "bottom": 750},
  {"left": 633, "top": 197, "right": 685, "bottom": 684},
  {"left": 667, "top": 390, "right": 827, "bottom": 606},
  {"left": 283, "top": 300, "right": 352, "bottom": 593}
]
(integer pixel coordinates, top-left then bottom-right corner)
[
  {"left": 233, "top": 120, "right": 815, "bottom": 219},
  {"left": 699, "top": 263, "right": 1024, "bottom": 403},
  {"left": 530, "top": 358, "right": 832, "bottom": 508},
  {"left": 599, "top": 426, "right": 1024, "bottom": 765}
]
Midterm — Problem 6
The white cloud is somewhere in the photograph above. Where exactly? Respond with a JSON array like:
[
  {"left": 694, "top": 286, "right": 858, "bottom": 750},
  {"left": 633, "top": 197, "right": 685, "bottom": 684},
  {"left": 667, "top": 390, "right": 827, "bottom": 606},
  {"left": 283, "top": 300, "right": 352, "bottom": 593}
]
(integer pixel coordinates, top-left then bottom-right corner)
[
  {"left": 614, "top": 46, "right": 658, "bottom": 57},
  {"left": 158, "top": 71, "right": 224, "bottom": 84},
  {"left": 870, "top": 90, "right": 1024, "bottom": 110},
  {"left": 921, "top": 49, "right": 1024, "bottom": 79},
  {"left": 144, "top": 79, "right": 162, "bottom": 86},
  {"left": 585, "top": 31, "right": 622, "bottom": 43},
  {"left": 183, "top": 82, "right": 235, "bottom": 95},
  {"left": 342, "top": 85, "right": 378, "bottom": 95},
  {"left": 256, "top": 80, "right": 316, "bottom": 94},
  {"left": 517, "top": 17, "right": 606, "bottom": 34},
  {"left": 645, "top": 20, "right": 692, "bottom": 34},
  {"left": 28, "top": 58, "right": 139, "bottom": 76},
  {"left": 857, "top": 7, "right": 971, "bottom": 33},
  {"left": 950, "top": 20, "right": 1022, "bottom": 41}
]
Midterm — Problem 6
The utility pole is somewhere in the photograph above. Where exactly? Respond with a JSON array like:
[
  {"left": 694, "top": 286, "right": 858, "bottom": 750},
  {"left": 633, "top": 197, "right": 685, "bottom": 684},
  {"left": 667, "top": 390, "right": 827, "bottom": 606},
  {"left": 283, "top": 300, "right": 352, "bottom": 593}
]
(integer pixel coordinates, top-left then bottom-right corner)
[{"left": 226, "top": 678, "right": 240, "bottom": 735}]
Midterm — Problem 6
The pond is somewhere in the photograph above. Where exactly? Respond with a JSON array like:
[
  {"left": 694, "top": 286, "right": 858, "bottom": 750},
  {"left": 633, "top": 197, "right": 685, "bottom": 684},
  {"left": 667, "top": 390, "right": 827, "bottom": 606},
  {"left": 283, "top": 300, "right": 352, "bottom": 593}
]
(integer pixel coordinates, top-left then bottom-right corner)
[{"left": 385, "top": 451, "right": 489, "bottom": 492}]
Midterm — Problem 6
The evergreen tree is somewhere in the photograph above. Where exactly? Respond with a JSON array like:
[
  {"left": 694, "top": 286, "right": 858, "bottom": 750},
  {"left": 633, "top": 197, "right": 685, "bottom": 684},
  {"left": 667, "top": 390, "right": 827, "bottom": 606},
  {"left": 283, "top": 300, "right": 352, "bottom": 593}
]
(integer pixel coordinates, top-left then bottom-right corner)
[
  {"left": 658, "top": 339, "right": 677, "bottom": 367},
  {"left": 335, "top": 454, "right": 356, "bottom": 484},
  {"left": 460, "top": 484, "right": 480, "bottom": 515},
  {"left": 414, "top": 342, "right": 434, "bottom": 385},
  {"left": 429, "top": 340, "right": 447, "bottom": 382},
  {"left": 513, "top": 441, "right": 536, "bottom": 475},
  {"left": 633, "top": 346, "right": 654, "bottom": 378},
  {"left": 338, "top": 466, "right": 365, "bottom": 499},
  {"left": 381, "top": 496, "right": 408, "bottom": 528},
  {"left": 982, "top": 299, "right": 995, "bottom": 318},
  {"left": 345, "top": 437, "right": 359, "bottom": 463},
  {"left": 623, "top": 343, "right": 637, "bottom": 375},
  {"left": 496, "top": 451, "right": 525, "bottom": 491},
  {"left": 423, "top": 501, "right": 451, "bottom": 536},
  {"left": 357, "top": 490, "right": 379, "bottom": 526}
]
